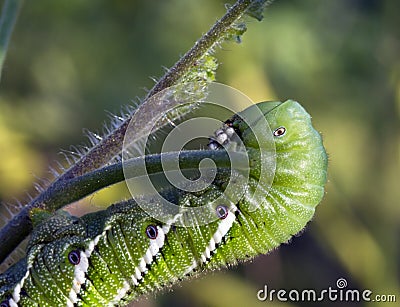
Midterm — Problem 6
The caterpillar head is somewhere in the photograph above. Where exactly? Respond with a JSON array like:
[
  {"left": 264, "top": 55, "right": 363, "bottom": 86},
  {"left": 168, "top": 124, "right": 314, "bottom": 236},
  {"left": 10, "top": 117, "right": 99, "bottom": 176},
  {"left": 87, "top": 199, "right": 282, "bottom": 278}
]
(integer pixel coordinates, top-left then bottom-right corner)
[
  {"left": 224, "top": 100, "right": 319, "bottom": 149},
  {"left": 226, "top": 99, "right": 327, "bottom": 167},
  {"left": 219, "top": 99, "right": 328, "bottom": 212}
]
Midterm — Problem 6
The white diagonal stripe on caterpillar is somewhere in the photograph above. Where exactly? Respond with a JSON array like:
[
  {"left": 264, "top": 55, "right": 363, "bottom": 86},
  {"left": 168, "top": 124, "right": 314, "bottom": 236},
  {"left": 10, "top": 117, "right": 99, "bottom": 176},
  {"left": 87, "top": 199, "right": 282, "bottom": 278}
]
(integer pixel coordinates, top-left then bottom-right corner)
[
  {"left": 10, "top": 264, "right": 32, "bottom": 306},
  {"left": 108, "top": 220, "right": 174, "bottom": 305},
  {"left": 67, "top": 251, "right": 89, "bottom": 306},
  {"left": 203, "top": 205, "right": 237, "bottom": 261},
  {"left": 185, "top": 205, "right": 237, "bottom": 274},
  {"left": 66, "top": 225, "right": 112, "bottom": 305}
]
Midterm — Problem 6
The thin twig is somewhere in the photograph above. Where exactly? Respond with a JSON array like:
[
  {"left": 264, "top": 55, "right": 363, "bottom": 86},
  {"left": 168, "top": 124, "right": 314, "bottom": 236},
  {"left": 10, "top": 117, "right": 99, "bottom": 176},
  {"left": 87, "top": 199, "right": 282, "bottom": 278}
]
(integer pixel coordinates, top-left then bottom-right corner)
[
  {"left": 61, "top": 0, "right": 254, "bottom": 180},
  {"left": 145, "top": 0, "right": 253, "bottom": 99},
  {"left": 0, "top": 0, "right": 257, "bottom": 265},
  {"left": 34, "top": 149, "right": 234, "bottom": 213},
  {"left": 0, "top": 149, "right": 237, "bottom": 264}
]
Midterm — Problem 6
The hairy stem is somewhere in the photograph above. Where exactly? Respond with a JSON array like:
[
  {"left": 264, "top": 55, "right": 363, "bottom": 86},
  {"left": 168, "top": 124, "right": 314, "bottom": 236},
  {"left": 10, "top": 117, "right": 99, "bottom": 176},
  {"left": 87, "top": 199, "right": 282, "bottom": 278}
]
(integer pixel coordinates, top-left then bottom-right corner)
[
  {"left": 0, "top": 150, "right": 236, "bottom": 264},
  {"left": 145, "top": 0, "right": 253, "bottom": 99},
  {"left": 60, "top": 0, "right": 255, "bottom": 181},
  {"left": 0, "top": 0, "right": 23, "bottom": 80},
  {"left": 0, "top": 0, "right": 258, "bottom": 265}
]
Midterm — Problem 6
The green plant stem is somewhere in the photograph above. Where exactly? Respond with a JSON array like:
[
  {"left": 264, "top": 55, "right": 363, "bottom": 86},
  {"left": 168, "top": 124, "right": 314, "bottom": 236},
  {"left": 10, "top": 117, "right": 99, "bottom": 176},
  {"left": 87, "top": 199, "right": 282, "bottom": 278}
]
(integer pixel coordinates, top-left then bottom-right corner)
[
  {"left": 0, "top": 0, "right": 23, "bottom": 80},
  {"left": 0, "top": 0, "right": 258, "bottom": 265},
  {"left": 145, "top": 0, "right": 253, "bottom": 99},
  {"left": 62, "top": 0, "right": 254, "bottom": 180},
  {"left": 39, "top": 149, "right": 233, "bottom": 215},
  {"left": 0, "top": 149, "right": 237, "bottom": 264}
]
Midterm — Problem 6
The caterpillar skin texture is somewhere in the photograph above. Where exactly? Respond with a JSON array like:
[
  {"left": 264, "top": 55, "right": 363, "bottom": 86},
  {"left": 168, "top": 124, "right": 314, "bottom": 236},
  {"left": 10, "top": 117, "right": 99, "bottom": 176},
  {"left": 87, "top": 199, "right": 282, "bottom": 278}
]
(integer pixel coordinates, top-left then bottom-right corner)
[{"left": 0, "top": 100, "right": 328, "bottom": 307}]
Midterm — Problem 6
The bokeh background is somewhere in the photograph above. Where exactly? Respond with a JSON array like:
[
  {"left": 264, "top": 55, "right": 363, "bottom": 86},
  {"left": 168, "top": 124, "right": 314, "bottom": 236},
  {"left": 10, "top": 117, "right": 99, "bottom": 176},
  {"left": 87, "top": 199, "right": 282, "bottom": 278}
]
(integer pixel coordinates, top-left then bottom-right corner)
[{"left": 0, "top": 0, "right": 399, "bottom": 306}]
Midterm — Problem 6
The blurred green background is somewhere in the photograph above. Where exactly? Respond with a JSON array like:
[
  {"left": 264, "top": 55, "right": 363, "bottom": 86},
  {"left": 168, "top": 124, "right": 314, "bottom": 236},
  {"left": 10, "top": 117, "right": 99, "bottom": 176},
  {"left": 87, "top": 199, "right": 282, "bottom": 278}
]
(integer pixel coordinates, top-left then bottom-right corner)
[{"left": 0, "top": 0, "right": 399, "bottom": 306}]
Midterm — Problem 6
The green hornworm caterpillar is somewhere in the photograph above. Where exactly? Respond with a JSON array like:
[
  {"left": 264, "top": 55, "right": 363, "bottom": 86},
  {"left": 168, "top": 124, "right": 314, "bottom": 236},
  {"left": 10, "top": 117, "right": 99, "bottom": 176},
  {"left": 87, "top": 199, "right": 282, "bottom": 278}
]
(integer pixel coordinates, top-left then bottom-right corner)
[{"left": 0, "top": 100, "right": 327, "bottom": 307}]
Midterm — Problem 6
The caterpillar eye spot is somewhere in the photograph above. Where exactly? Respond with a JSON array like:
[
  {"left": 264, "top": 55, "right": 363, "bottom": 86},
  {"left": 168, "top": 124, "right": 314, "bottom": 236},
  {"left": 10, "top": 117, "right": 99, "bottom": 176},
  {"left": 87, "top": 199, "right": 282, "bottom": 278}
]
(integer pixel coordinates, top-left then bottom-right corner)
[
  {"left": 273, "top": 126, "right": 286, "bottom": 137},
  {"left": 146, "top": 225, "right": 158, "bottom": 240},
  {"left": 0, "top": 301, "right": 9, "bottom": 307},
  {"left": 68, "top": 250, "right": 81, "bottom": 265},
  {"left": 216, "top": 205, "right": 229, "bottom": 220}
]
